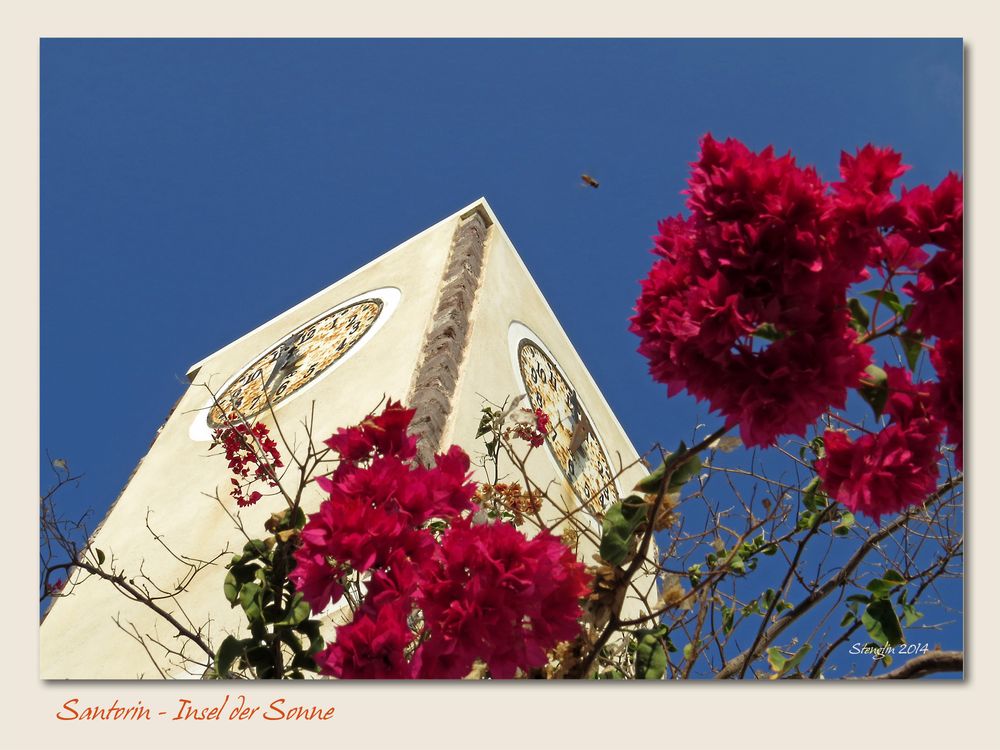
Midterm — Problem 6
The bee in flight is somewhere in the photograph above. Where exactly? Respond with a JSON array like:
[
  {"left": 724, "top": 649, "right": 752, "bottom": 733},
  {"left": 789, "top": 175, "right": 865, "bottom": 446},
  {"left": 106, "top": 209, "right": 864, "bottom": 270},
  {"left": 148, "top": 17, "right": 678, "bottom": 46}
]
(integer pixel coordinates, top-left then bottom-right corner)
[{"left": 580, "top": 173, "right": 600, "bottom": 189}]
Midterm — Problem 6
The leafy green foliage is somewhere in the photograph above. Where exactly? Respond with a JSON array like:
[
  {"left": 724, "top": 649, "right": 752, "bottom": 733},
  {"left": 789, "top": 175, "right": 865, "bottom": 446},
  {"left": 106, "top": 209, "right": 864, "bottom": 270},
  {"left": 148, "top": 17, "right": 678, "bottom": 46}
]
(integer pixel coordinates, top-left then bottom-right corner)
[
  {"left": 752, "top": 322, "right": 786, "bottom": 342},
  {"left": 899, "top": 330, "right": 924, "bottom": 371},
  {"left": 858, "top": 364, "right": 889, "bottom": 418},
  {"left": 210, "top": 506, "right": 325, "bottom": 679},
  {"left": 832, "top": 511, "right": 855, "bottom": 537},
  {"left": 599, "top": 495, "right": 648, "bottom": 566},
  {"left": 633, "top": 442, "right": 702, "bottom": 494},
  {"left": 767, "top": 643, "right": 812, "bottom": 679},
  {"left": 847, "top": 297, "right": 871, "bottom": 333},
  {"left": 633, "top": 625, "right": 670, "bottom": 679},
  {"left": 705, "top": 533, "right": 776, "bottom": 576},
  {"left": 861, "top": 289, "right": 905, "bottom": 315},
  {"left": 862, "top": 599, "right": 904, "bottom": 647},
  {"left": 847, "top": 571, "right": 908, "bottom": 647}
]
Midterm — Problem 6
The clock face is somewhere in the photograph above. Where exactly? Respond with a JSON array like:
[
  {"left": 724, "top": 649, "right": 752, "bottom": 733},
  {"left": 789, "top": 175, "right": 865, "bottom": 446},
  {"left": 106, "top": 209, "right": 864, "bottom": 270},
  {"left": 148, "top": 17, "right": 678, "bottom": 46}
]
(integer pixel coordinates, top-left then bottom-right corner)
[
  {"left": 510, "top": 325, "right": 619, "bottom": 515},
  {"left": 191, "top": 288, "right": 399, "bottom": 440}
]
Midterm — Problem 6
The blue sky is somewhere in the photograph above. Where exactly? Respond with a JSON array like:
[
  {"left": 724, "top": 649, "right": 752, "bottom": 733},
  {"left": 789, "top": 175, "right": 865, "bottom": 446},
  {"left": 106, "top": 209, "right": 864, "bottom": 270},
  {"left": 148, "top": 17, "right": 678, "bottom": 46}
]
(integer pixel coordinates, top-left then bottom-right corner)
[{"left": 41, "top": 38, "right": 963, "bottom": 676}]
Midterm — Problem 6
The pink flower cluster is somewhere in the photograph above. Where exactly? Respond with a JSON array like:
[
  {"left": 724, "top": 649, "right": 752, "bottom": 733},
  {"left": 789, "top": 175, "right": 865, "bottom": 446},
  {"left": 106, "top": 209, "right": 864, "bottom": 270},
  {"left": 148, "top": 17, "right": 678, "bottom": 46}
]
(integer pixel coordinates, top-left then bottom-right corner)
[
  {"left": 632, "top": 135, "right": 962, "bottom": 520},
  {"left": 415, "top": 518, "right": 590, "bottom": 678},
  {"left": 212, "top": 417, "right": 283, "bottom": 507},
  {"left": 816, "top": 368, "right": 943, "bottom": 523},
  {"left": 900, "top": 175, "right": 964, "bottom": 468},
  {"left": 630, "top": 135, "right": 877, "bottom": 447},
  {"left": 509, "top": 407, "right": 551, "bottom": 448},
  {"left": 290, "top": 401, "right": 590, "bottom": 679}
]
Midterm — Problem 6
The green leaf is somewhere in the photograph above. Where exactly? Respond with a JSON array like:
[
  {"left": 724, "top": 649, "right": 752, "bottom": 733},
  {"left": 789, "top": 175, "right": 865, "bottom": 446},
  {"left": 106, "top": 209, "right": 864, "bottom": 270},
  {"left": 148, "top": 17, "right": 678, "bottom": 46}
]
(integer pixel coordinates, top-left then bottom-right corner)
[
  {"left": 857, "top": 364, "right": 889, "bottom": 418},
  {"left": 848, "top": 297, "right": 870, "bottom": 333},
  {"left": 297, "top": 619, "right": 326, "bottom": 655},
  {"left": 839, "top": 610, "right": 856, "bottom": 628},
  {"left": 633, "top": 442, "right": 702, "bottom": 494},
  {"left": 682, "top": 642, "right": 695, "bottom": 661},
  {"left": 753, "top": 322, "right": 785, "bottom": 342},
  {"left": 245, "top": 645, "right": 275, "bottom": 678},
  {"left": 242, "top": 539, "right": 269, "bottom": 559},
  {"left": 290, "top": 653, "right": 319, "bottom": 673},
  {"left": 215, "top": 635, "right": 244, "bottom": 679},
  {"left": 239, "top": 582, "right": 263, "bottom": 623},
  {"left": 766, "top": 647, "right": 787, "bottom": 673},
  {"left": 797, "top": 511, "right": 815, "bottom": 530},
  {"left": 768, "top": 644, "right": 812, "bottom": 679},
  {"left": 833, "top": 512, "right": 855, "bottom": 537},
  {"left": 475, "top": 412, "right": 493, "bottom": 439},
  {"left": 865, "top": 571, "right": 904, "bottom": 599},
  {"left": 899, "top": 331, "right": 924, "bottom": 371},
  {"left": 599, "top": 495, "right": 648, "bottom": 566},
  {"left": 861, "top": 289, "right": 905, "bottom": 315},
  {"left": 881, "top": 569, "right": 906, "bottom": 585},
  {"left": 95, "top": 548, "right": 106, "bottom": 566},
  {"left": 862, "top": 599, "right": 904, "bottom": 646},
  {"left": 633, "top": 631, "right": 668, "bottom": 679},
  {"left": 275, "top": 593, "right": 311, "bottom": 627},
  {"left": 223, "top": 571, "right": 240, "bottom": 605},
  {"left": 865, "top": 578, "right": 896, "bottom": 599},
  {"left": 902, "top": 603, "right": 924, "bottom": 627},
  {"left": 667, "top": 453, "right": 702, "bottom": 491},
  {"left": 286, "top": 507, "right": 307, "bottom": 531},
  {"left": 801, "top": 476, "right": 826, "bottom": 512},
  {"left": 767, "top": 645, "right": 812, "bottom": 679},
  {"left": 722, "top": 606, "right": 735, "bottom": 636},
  {"left": 687, "top": 563, "right": 702, "bottom": 587}
]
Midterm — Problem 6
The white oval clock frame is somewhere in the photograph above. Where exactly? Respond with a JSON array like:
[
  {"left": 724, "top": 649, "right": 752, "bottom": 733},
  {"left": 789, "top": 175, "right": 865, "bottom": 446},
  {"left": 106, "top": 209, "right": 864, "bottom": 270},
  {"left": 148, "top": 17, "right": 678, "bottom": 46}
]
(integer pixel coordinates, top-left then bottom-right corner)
[
  {"left": 189, "top": 287, "right": 401, "bottom": 441},
  {"left": 507, "top": 321, "right": 621, "bottom": 521}
]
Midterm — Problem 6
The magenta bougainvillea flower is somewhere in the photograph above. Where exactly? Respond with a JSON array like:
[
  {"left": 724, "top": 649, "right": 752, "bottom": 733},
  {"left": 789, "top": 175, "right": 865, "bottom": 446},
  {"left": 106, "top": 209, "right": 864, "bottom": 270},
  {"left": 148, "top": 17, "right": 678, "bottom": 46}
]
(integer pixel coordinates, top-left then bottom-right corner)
[
  {"left": 212, "top": 418, "right": 283, "bottom": 507},
  {"left": 316, "top": 600, "right": 416, "bottom": 679},
  {"left": 290, "top": 400, "right": 590, "bottom": 680},
  {"left": 323, "top": 399, "right": 418, "bottom": 461},
  {"left": 817, "top": 367, "right": 944, "bottom": 523},
  {"left": 904, "top": 242, "right": 963, "bottom": 343},
  {"left": 510, "top": 407, "right": 551, "bottom": 448},
  {"left": 633, "top": 135, "right": 962, "bottom": 522},
  {"left": 631, "top": 135, "right": 876, "bottom": 447},
  {"left": 930, "top": 337, "right": 963, "bottom": 469},
  {"left": 413, "top": 519, "right": 591, "bottom": 679},
  {"left": 815, "top": 423, "right": 942, "bottom": 524}
]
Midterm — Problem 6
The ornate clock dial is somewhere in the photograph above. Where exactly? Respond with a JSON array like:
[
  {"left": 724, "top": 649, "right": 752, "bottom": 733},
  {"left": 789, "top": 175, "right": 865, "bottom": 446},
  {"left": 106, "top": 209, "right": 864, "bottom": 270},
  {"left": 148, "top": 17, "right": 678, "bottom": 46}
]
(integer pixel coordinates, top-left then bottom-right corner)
[
  {"left": 191, "top": 288, "right": 399, "bottom": 439},
  {"left": 512, "top": 329, "right": 619, "bottom": 515}
]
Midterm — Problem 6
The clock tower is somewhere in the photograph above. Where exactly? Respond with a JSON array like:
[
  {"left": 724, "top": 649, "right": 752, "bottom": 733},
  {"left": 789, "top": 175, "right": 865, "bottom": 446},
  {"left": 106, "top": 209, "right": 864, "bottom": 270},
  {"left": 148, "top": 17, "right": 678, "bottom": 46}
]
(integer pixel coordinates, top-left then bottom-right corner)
[{"left": 40, "top": 199, "right": 656, "bottom": 678}]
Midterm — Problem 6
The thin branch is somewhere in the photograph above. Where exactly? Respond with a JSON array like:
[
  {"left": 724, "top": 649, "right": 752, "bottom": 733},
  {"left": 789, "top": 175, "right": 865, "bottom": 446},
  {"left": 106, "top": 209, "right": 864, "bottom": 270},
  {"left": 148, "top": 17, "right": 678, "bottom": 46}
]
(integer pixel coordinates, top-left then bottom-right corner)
[{"left": 847, "top": 650, "right": 963, "bottom": 680}]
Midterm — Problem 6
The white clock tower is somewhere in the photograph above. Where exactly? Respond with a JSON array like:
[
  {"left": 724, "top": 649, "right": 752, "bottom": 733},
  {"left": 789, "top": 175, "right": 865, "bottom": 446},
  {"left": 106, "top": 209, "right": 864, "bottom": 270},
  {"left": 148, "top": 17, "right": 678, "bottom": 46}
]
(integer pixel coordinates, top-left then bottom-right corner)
[{"left": 41, "top": 199, "right": 656, "bottom": 678}]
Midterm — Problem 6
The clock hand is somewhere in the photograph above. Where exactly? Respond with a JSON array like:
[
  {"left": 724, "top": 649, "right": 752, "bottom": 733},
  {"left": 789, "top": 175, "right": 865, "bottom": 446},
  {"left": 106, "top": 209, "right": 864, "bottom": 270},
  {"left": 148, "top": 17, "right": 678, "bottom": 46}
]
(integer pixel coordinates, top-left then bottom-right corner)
[
  {"left": 567, "top": 391, "right": 594, "bottom": 455},
  {"left": 263, "top": 333, "right": 302, "bottom": 396}
]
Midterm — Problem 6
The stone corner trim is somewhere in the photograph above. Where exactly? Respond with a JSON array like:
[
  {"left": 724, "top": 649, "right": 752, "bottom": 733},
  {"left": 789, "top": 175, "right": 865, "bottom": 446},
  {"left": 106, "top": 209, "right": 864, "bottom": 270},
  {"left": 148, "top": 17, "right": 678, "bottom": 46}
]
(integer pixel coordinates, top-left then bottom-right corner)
[{"left": 407, "top": 209, "right": 490, "bottom": 464}]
